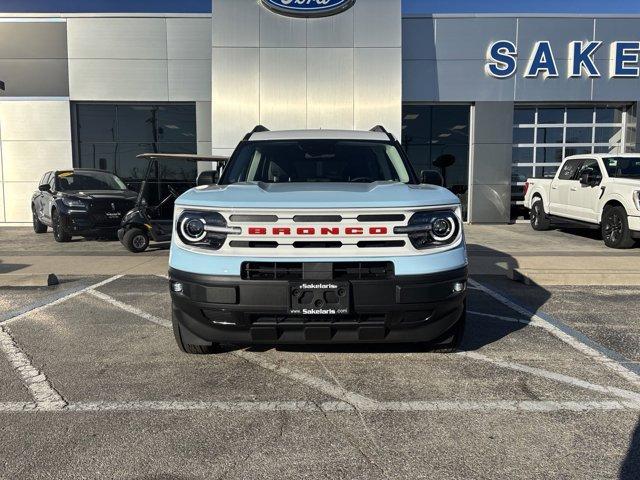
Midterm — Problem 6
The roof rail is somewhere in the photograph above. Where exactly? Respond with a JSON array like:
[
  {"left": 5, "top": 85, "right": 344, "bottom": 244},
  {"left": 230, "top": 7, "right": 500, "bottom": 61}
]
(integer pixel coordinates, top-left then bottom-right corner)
[
  {"left": 370, "top": 125, "right": 394, "bottom": 141},
  {"left": 243, "top": 125, "right": 270, "bottom": 141}
]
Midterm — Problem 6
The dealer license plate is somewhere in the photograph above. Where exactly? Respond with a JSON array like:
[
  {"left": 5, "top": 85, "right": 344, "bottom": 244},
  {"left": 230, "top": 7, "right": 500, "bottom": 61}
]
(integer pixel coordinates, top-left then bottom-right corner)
[{"left": 289, "top": 281, "right": 350, "bottom": 315}]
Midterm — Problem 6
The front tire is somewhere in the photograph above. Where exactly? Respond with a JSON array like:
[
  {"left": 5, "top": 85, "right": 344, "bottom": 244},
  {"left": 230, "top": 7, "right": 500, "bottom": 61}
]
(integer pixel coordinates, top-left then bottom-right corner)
[
  {"left": 32, "top": 206, "right": 47, "bottom": 234},
  {"left": 122, "top": 228, "right": 150, "bottom": 253},
  {"left": 602, "top": 206, "right": 635, "bottom": 249},
  {"left": 52, "top": 210, "right": 72, "bottom": 242},
  {"left": 530, "top": 198, "right": 551, "bottom": 231},
  {"left": 172, "top": 313, "right": 220, "bottom": 355}
]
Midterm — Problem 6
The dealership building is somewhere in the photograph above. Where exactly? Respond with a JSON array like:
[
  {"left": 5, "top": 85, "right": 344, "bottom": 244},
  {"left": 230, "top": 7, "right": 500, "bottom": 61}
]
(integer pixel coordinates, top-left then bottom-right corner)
[{"left": 0, "top": 0, "right": 639, "bottom": 225}]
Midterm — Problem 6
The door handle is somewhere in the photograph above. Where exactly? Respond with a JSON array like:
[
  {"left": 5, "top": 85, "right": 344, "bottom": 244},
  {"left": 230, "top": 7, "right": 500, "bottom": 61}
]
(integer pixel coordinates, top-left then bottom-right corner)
[
  {"left": 551, "top": 186, "right": 558, "bottom": 190},
  {"left": 570, "top": 187, "right": 577, "bottom": 191}
]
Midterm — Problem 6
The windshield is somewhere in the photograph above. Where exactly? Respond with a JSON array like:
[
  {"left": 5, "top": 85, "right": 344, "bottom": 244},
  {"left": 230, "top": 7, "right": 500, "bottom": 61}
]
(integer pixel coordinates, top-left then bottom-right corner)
[
  {"left": 220, "top": 140, "right": 413, "bottom": 184},
  {"left": 56, "top": 171, "right": 127, "bottom": 191},
  {"left": 602, "top": 157, "right": 640, "bottom": 179}
]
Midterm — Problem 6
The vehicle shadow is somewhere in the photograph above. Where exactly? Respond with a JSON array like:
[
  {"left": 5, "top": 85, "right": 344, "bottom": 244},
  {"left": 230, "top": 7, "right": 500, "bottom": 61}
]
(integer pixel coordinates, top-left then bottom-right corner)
[
  {"left": 242, "top": 244, "right": 552, "bottom": 355},
  {"left": 0, "top": 260, "right": 30, "bottom": 274},
  {"left": 620, "top": 419, "right": 640, "bottom": 479}
]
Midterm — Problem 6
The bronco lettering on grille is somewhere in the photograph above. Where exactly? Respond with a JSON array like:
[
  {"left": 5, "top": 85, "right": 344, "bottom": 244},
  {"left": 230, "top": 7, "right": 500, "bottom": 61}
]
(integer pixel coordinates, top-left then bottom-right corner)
[{"left": 247, "top": 226, "right": 389, "bottom": 236}]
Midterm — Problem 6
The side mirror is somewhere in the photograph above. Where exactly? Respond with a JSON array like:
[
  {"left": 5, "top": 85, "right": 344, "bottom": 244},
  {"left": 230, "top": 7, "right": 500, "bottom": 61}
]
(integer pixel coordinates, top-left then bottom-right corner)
[
  {"left": 38, "top": 184, "right": 51, "bottom": 192},
  {"left": 580, "top": 172, "right": 600, "bottom": 186},
  {"left": 420, "top": 169, "right": 444, "bottom": 187},
  {"left": 197, "top": 170, "right": 219, "bottom": 186}
]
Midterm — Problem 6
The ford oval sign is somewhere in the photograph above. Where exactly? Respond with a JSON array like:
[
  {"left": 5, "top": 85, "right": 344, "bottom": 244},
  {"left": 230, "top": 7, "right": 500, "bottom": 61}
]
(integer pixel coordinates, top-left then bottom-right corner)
[{"left": 261, "top": 0, "right": 356, "bottom": 18}]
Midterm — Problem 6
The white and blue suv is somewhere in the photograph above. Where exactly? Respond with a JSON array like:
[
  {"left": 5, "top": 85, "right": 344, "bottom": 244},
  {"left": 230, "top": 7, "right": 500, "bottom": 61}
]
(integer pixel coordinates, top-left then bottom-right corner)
[{"left": 168, "top": 127, "right": 468, "bottom": 353}]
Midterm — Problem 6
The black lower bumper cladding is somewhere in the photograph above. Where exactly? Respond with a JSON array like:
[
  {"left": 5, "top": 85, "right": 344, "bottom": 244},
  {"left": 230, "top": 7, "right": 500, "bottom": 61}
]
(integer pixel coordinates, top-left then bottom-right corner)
[{"left": 169, "top": 265, "right": 467, "bottom": 345}]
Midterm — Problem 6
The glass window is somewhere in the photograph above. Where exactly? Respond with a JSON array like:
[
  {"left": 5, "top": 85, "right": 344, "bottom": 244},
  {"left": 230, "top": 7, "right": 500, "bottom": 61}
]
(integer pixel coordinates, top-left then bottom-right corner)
[
  {"left": 39, "top": 172, "right": 50, "bottom": 186},
  {"left": 558, "top": 159, "right": 582, "bottom": 180},
  {"left": 594, "top": 145, "right": 620, "bottom": 154},
  {"left": 514, "top": 108, "right": 535, "bottom": 125},
  {"left": 566, "top": 107, "right": 593, "bottom": 124},
  {"left": 76, "top": 104, "right": 117, "bottom": 142},
  {"left": 594, "top": 127, "right": 621, "bottom": 144},
  {"left": 56, "top": 171, "right": 127, "bottom": 191},
  {"left": 537, "top": 127, "right": 563, "bottom": 144},
  {"left": 512, "top": 147, "right": 533, "bottom": 163},
  {"left": 512, "top": 166, "right": 533, "bottom": 183},
  {"left": 565, "top": 127, "right": 592, "bottom": 144},
  {"left": 537, "top": 147, "right": 563, "bottom": 163},
  {"left": 157, "top": 105, "right": 197, "bottom": 143},
  {"left": 576, "top": 158, "right": 602, "bottom": 180},
  {"left": 402, "top": 105, "right": 470, "bottom": 219},
  {"left": 596, "top": 107, "right": 623, "bottom": 124},
  {"left": 74, "top": 103, "right": 198, "bottom": 199},
  {"left": 513, "top": 127, "right": 534, "bottom": 144},
  {"left": 539, "top": 166, "right": 559, "bottom": 178},
  {"left": 602, "top": 156, "right": 640, "bottom": 178},
  {"left": 565, "top": 146, "right": 592, "bottom": 156},
  {"left": 538, "top": 108, "right": 564, "bottom": 124},
  {"left": 223, "top": 140, "right": 411, "bottom": 184}
]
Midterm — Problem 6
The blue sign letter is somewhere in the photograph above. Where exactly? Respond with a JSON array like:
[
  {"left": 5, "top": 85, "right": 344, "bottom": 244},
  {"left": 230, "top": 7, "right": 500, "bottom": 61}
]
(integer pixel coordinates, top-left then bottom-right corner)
[
  {"left": 525, "top": 41, "right": 559, "bottom": 78},
  {"left": 569, "top": 41, "right": 601, "bottom": 77},
  {"left": 611, "top": 41, "right": 640, "bottom": 78},
  {"left": 485, "top": 41, "right": 517, "bottom": 78}
]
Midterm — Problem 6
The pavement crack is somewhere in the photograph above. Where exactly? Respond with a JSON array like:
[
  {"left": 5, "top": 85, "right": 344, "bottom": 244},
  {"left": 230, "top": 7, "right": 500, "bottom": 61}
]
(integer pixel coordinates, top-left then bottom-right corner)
[{"left": 312, "top": 400, "right": 386, "bottom": 476}]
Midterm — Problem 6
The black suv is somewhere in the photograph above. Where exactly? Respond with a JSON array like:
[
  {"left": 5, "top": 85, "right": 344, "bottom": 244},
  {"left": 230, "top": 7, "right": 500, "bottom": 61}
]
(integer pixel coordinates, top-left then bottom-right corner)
[{"left": 31, "top": 169, "right": 137, "bottom": 242}]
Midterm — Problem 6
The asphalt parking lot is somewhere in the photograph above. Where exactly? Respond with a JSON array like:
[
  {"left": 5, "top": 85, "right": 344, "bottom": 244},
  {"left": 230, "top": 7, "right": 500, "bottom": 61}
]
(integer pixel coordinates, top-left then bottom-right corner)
[{"left": 1, "top": 268, "right": 639, "bottom": 479}]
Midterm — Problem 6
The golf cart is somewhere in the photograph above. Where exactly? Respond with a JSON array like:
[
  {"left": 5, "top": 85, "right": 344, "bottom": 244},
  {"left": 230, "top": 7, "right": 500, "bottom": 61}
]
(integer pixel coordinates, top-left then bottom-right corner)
[{"left": 118, "top": 153, "right": 227, "bottom": 253}]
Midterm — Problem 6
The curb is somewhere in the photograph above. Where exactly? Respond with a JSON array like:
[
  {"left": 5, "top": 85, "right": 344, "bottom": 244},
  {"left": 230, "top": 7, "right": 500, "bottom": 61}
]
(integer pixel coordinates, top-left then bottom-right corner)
[{"left": 0, "top": 274, "right": 59, "bottom": 288}]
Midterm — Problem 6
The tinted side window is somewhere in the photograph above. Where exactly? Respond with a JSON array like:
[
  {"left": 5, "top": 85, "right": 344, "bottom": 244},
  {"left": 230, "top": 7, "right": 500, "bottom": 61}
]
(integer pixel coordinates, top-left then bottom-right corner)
[
  {"left": 39, "top": 172, "right": 51, "bottom": 186},
  {"left": 558, "top": 159, "right": 582, "bottom": 180},
  {"left": 576, "top": 159, "right": 602, "bottom": 178}
]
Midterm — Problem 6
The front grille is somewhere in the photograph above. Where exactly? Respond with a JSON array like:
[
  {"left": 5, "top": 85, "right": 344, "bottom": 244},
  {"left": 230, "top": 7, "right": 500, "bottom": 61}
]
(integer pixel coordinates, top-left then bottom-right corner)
[
  {"left": 242, "top": 262, "right": 304, "bottom": 280},
  {"left": 241, "top": 261, "right": 394, "bottom": 281}
]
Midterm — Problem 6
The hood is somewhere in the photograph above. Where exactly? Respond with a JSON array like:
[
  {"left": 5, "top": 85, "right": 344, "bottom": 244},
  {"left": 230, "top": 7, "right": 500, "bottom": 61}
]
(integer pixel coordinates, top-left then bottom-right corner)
[
  {"left": 60, "top": 190, "right": 137, "bottom": 201},
  {"left": 176, "top": 182, "right": 460, "bottom": 209}
]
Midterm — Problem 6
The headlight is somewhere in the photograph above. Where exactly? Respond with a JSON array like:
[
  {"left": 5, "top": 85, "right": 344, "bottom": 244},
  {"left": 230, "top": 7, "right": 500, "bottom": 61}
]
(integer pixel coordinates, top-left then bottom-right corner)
[
  {"left": 61, "top": 197, "right": 88, "bottom": 209},
  {"left": 176, "top": 210, "right": 240, "bottom": 250},
  {"left": 634, "top": 191, "right": 640, "bottom": 211},
  {"left": 394, "top": 210, "right": 461, "bottom": 249}
]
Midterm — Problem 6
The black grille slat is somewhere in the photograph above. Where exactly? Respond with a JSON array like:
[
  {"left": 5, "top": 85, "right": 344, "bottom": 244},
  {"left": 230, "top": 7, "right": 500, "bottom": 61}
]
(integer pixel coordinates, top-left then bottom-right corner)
[
  {"left": 241, "top": 262, "right": 393, "bottom": 281},
  {"left": 293, "top": 215, "right": 343, "bottom": 222}
]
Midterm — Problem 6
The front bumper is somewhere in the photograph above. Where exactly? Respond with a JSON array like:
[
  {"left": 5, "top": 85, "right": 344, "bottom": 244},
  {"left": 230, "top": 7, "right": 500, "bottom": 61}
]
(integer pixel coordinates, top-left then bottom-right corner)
[
  {"left": 169, "top": 266, "right": 467, "bottom": 345},
  {"left": 60, "top": 210, "right": 123, "bottom": 236}
]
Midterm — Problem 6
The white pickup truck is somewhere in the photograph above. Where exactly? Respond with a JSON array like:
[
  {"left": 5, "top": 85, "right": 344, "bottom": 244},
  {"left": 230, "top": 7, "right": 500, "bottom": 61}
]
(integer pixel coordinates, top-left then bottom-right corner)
[{"left": 524, "top": 154, "right": 640, "bottom": 248}]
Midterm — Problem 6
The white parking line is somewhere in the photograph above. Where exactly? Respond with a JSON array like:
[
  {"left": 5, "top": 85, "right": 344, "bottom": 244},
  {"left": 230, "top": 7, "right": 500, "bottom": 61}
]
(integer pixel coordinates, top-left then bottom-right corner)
[
  {"left": 0, "top": 399, "right": 638, "bottom": 414},
  {"left": 0, "top": 402, "right": 37, "bottom": 412},
  {"left": 0, "top": 326, "right": 66, "bottom": 411},
  {"left": 460, "top": 351, "right": 640, "bottom": 403},
  {"left": 2, "top": 275, "right": 123, "bottom": 326},
  {"left": 235, "top": 350, "right": 379, "bottom": 408},
  {"left": 87, "top": 289, "right": 380, "bottom": 408},
  {"left": 469, "top": 278, "right": 640, "bottom": 389},
  {"left": 86, "top": 290, "right": 171, "bottom": 329}
]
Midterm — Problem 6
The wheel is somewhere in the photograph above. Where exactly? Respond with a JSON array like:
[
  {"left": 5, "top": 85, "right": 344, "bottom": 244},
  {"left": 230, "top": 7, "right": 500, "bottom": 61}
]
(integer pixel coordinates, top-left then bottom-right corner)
[
  {"left": 32, "top": 206, "right": 47, "bottom": 234},
  {"left": 51, "top": 210, "right": 72, "bottom": 242},
  {"left": 601, "top": 206, "right": 636, "bottom": 249},
  {"left": 530, "top": 198, "right": 551, "bottom": 231},
  {"left": 172, "top": 312, "right": 220, "bottom": 355},
  {"left": 122, "top": 228, "right": 150, "bottom": 253}
]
